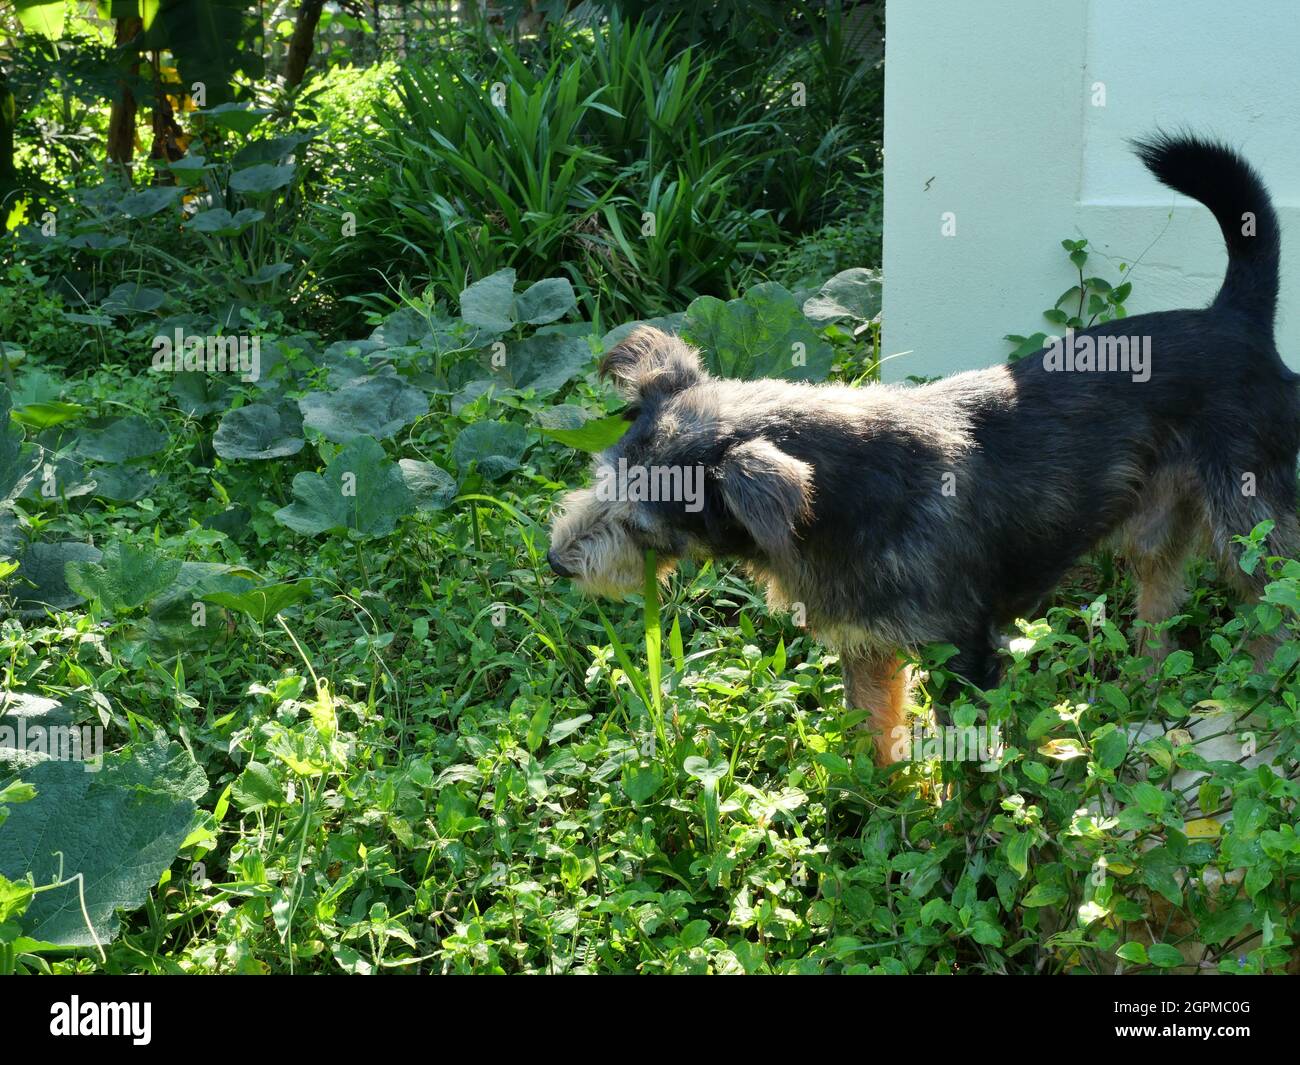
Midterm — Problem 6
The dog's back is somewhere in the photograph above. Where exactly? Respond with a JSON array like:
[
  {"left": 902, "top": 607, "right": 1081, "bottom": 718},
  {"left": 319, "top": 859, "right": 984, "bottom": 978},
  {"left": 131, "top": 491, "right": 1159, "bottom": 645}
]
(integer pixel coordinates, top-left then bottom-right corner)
[
  {"left": 893, "top": 137, "right": 1299, "bottom": 629},
  {"left": 548, "top": 133, "right": 1300, "bottom": 701}
]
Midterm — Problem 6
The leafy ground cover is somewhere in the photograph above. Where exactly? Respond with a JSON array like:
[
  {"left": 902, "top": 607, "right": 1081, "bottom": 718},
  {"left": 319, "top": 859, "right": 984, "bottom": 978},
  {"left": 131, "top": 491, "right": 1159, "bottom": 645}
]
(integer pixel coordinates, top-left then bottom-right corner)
[{"left": 1, "top": 9, "right": 1297, "bottom": 976}]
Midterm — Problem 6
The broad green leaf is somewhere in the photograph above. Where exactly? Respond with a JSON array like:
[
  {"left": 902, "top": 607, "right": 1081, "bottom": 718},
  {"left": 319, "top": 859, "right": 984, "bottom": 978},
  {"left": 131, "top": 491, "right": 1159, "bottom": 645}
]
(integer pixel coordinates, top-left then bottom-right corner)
[
  {"left": 367, "top": 308, "right": 431, "bottom": 348},
  {"left": 9, "top": 401, "right": 83, "bottom": 429},
  {"left": 1133, "top": 782, "right": 1169, "bottom": 817},
  {"left": 683, "top": 283, "right": 834, "bottom": 381},
  {"left": 600, "top": 314, "right": 687, "bottom": 351},
  {"left": 166, "top": 153, "right": 211, "bottom": 185},
  {"left": 1115, "top": 942, "right": 1148, "bottom": 964},
  {"left": 12, "top": 542, "right": 102, "bottom": 611},
  {"left": 621, "top": 763, "right": 664, "bottom": 804},
  {"left": 0, "top": 874, "right": 34, "bottom": 925},
  {"left": 102, "top": 737, "right": 209, "bottom": 802},
  {"left": 14, "top": 0, "right": 66, "bottom": 37},
  {"left": 65, "top": 541, "right": 183, "bottom": 613},
  {"left": 498, "top": 334, "right": 592, "bottom": 395},
  {"left": 231, "top": 761, "right": 286, "bottom": 812},
  {"left": 0, "top": 731, "right": 205, "bottom": 948},
  {"left": 243, "top": 262, "right": 293, "bottom": 285},
  {"left": 65, "top": 234, "right": 126, "bottom": 252},
  {"left": 398, "top": 459, "right": 457, "bottom": 511},
  {"left": 533, "top": 404, "right": 589, "bottom": 431},
  {"left": 514, "top": 277, "right": 577, "bottom": 325},
  {"left": 683, "top": 756, "right": 728, "bottom": 788},
  {"left": 1147, "top": 943, "right": 1185, "bottom": 969},
  {"left": 195, "top": 102, "right": 271, "bottom": 136},
  {"left": 802, "top": 268, "right": 883, "bottom": 323},
  {"left": 538, "top": 412, "right": 629, "bottom": 452},
  {"left": 19, "top": 454, "right": 94, "bottom": 503},
  {"left": 459, "top": 268, "right": 518, "bottom": 335},
  {"left": 1005, "top": 831, "right": 1032, "bottom": 879},
  {"left": 204, "top": 580, "right": 316, "bottom": 624},
  {"left": 274, "top": 436, "right": 414, "bottom": 537},
  {"left": 100, "top": 283, "right": 167, "bottom": 316},
  {"left": 298, "top": 375, "right": 429, "bottom": 443},
  {"left": 117, "top": 186, "right": 182, "bottom": 219},
  {"left": 459, "top": 271, "right": 578, "bottom": 336},
  {"left": 452, "top": 420, "right": 527, "bottom": 479},
  {"left": 146, "top": 561, "right": 258, "bottom": 628},
  {"left": 0, "top": 391, "right": 39, "bottom": 501},
  {"left": 170, "top": 372, "right": 232, "bottom": 417},
  {"left": 88, "top": 465, "right": 156, "bottom": 503},
  {"left": 186, "top": 207, "right": 264, "bottom": 236},
  {"left": 73, "top": 415, "right": 166, "bottom": 462},
  {"left": 213, "top": 403, "right": 305, "bottom": 460},
  {"left": 231, "top": 132, "right": 315, "bottom": 167},
  {"left": 548, "top": 715, "right": 591, "bottom": 743},
  {"left": 1021, "top": 882, "right": 1068, "bottom": 907},
  {"left": 230, "top": 163, "right": 295, "bottom": 196},
  {"left": 1196, "top": 899, "right": 1253, "bottom": 945},
  {"left": 0, "top": 510, "right": 23, "bottom": 561},
  {"left": 1092, "top": 725, "right": 1128, "bottom": 770}
]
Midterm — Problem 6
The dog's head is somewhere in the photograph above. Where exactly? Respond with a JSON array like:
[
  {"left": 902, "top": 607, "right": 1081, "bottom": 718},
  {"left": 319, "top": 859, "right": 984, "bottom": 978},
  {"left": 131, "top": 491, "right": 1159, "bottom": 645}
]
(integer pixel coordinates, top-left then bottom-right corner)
[{"left": 546, "top": 326, "right": 815, "bottom": 597}]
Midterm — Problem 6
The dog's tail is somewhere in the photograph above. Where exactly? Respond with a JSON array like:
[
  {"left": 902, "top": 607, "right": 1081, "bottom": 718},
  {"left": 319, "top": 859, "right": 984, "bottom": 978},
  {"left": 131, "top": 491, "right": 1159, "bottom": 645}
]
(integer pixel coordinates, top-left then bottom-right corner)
[{"left": 1131, "top": 132, "right": 1280, "bottom": 327}]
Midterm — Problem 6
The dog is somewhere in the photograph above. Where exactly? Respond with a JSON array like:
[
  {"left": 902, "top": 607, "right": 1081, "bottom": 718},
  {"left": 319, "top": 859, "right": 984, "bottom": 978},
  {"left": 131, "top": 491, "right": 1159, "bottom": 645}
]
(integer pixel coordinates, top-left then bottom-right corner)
[{"left": 547, "top": 133, "right": 1300, "bottom": 764}]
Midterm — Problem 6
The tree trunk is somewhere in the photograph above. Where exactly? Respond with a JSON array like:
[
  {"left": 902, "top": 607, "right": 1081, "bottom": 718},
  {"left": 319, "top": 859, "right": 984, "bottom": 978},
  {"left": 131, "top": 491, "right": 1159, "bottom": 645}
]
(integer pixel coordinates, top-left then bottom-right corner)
[
  {"left": 106, "top": 16, "right": 143, "bottom": 166},
  {"left": 0, "top": 69, "right": 18, "bottom": 202},
  {"left": 148, "top": 53, "right": 186, "bottom": 163},
  {"left": 285, "top": 0, "right": 326, "bottom": 87}
]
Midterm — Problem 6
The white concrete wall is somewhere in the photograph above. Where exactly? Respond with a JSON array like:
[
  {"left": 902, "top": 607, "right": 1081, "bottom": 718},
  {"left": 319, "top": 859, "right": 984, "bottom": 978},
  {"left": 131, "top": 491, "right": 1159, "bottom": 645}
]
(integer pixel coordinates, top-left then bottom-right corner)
[{"left": 882, "top": 0, "right": 1300, "bottom": 379}]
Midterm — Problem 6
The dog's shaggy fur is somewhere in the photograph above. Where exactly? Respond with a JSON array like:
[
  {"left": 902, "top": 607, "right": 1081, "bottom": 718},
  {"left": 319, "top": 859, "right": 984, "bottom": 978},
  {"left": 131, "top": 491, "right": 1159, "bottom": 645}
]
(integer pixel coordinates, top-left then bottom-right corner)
[{"left": 547, "top": 134, "right": 1300, "bottom": 762}]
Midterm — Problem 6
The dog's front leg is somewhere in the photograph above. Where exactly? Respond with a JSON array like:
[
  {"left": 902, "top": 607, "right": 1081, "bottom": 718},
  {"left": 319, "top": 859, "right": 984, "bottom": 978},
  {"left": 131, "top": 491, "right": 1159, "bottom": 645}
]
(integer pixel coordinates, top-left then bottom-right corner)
[{"left": 842, "top": 649, "right": 911, "bottom": 766}]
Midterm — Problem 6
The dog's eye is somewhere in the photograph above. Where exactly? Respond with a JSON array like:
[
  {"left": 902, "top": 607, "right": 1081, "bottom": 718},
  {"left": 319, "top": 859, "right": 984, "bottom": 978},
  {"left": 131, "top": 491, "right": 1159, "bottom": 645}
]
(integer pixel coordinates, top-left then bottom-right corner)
[{"left": 621, "top": 405, "right": 641, "bottom": 422}]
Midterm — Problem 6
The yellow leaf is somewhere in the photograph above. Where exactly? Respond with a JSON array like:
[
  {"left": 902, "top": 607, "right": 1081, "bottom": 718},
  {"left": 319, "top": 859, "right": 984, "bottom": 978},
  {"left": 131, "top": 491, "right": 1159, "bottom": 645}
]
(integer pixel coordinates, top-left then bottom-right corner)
[{"left": 1038, "top": 738, "right": 1087, "bottom": 760}]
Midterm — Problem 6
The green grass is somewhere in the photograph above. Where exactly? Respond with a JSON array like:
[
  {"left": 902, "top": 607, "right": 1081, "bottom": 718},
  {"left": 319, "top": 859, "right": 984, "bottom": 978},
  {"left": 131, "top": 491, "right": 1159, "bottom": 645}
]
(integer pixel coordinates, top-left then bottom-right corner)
[
  {"left": 2, "top": 331, "right": 1299, "bottom": 973},
  {"left": 0, "top": 9, "right": 1295, "bottom": 978}
]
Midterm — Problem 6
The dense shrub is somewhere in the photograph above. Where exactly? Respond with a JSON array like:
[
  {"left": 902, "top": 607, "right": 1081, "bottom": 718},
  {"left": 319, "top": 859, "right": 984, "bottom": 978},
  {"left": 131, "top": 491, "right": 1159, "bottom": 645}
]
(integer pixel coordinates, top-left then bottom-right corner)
[{"left": 311, "top": 12, "right": 881, "bottom": 327}]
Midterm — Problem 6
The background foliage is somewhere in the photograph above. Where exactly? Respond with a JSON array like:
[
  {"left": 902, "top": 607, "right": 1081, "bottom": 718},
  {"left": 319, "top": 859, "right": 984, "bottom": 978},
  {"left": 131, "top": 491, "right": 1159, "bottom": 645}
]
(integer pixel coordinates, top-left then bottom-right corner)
[{"left": 2, "top": 3, "right": 1297, "bottom": 977}]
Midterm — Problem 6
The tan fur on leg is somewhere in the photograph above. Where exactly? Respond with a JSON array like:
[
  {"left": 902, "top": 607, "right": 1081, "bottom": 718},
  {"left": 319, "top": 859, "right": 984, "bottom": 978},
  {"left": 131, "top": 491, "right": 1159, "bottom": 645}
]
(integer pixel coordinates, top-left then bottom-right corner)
[
  {"left": 1132, "top": 549, "right": 1190, "bottom": 663},
  {"left": 842, "top": 650, "right": 911, "bottom": 766},
  {"left": 1120, "top": 481, "right": 1200, "bottom": 664}
]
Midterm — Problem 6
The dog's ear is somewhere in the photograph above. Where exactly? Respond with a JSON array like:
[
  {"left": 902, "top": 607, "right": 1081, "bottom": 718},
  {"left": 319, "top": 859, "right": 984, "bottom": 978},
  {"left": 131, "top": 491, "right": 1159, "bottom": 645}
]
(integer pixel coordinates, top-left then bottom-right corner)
[
  {"left": 600, "top": 326, "right": 706, "bottom": 403},
  {"left": 715, "top": 438, "right": 814, "bottom": 556}
]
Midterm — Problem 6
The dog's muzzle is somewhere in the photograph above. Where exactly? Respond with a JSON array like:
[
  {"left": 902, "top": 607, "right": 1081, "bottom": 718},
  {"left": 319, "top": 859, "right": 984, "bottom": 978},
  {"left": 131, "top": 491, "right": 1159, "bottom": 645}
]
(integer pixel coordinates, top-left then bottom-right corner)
[{"left": 546, "top": 548, "right": 575, "bottom": 578}]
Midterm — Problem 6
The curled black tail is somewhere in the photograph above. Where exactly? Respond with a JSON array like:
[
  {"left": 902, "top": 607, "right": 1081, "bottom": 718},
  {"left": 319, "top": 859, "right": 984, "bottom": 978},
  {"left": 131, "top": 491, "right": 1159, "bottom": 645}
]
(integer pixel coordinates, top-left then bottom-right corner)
[{"left": 1131, "top": 132, "right": 1280, "bottom": 327}]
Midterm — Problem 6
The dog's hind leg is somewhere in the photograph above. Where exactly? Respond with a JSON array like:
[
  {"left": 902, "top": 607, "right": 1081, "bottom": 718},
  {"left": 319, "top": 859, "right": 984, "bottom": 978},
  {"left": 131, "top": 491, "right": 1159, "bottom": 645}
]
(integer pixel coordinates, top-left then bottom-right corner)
[
  {"left": 1122, "top": 491, "right": 1202, "bottom": 664},
  {"left": 1201, "top": 465, "right": 1300, "bottom": 668},
  {"left": 948, "top": 637, "right": 1000, "bottom": 692},
  {"left": 842, "top": 649, "right": 912, "bottom": 766}
]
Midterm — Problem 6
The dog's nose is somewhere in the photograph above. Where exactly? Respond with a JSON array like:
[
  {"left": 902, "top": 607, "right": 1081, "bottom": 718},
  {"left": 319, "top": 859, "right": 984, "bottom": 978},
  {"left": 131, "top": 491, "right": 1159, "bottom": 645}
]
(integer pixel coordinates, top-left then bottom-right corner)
[{"left": 547, "top": 549, "right": 575, "bottom": 578}]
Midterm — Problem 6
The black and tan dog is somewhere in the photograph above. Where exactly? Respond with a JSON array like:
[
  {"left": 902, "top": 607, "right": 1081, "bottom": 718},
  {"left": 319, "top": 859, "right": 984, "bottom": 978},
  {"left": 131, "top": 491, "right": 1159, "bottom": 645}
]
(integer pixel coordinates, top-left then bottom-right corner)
[{"left": 547, "top": 134, "right": 1300, "bottom": 763}]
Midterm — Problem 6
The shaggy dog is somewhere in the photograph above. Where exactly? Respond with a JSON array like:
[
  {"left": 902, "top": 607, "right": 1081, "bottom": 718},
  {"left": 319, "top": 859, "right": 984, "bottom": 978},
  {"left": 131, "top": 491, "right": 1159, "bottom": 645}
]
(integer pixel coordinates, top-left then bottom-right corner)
[{"left": 547, "top": 133, "right": 1300, "bottom": 764}]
